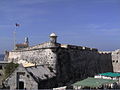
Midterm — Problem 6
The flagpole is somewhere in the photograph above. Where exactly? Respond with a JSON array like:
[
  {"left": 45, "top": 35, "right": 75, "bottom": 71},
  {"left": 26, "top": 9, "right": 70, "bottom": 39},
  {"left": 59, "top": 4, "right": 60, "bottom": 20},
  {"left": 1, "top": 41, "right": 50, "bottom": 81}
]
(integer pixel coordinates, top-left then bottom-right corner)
[{"left": 14, "top": 23, "right": 20, "bottom": 50}]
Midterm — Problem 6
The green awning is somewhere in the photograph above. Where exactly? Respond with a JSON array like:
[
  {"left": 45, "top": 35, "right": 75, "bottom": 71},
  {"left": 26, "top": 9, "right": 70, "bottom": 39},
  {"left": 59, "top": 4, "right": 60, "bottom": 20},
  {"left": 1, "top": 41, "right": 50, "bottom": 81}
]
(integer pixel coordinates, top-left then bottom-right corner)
[
  {"left": 72, "top": 77, "right": 117, "bottom": 88},
  {"left": 99, "top": 72, "right": 120, "bottom": 77}
]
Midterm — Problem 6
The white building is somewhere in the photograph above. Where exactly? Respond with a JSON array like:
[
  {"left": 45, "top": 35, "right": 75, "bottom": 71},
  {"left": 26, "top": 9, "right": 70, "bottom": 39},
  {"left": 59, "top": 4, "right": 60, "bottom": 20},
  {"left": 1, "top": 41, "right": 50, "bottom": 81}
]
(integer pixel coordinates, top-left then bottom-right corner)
[{"left": 94, "top": 72, "right": 120, "bottom": 83}]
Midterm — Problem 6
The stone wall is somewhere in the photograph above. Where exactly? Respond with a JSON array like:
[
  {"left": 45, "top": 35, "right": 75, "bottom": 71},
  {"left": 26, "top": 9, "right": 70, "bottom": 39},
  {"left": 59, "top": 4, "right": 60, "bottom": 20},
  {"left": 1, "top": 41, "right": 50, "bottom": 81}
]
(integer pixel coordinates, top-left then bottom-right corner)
[
  {"left": 7, "top": 49, "right": 57, "bottom": 68},
  {"left": 112, "top": 49, "right": 120, "bottom": 72},
  {"left": 6, "top": 42, "right": 59, "bottom": 69},
  {"left": 56, "top": 45, "right": 113, "bottom": 86},
  {"left": 4, "top": 65, "right": 38, "bottom": 90},
  {"left": 0, "top": 62, "right": 9, "bottom": 88}
]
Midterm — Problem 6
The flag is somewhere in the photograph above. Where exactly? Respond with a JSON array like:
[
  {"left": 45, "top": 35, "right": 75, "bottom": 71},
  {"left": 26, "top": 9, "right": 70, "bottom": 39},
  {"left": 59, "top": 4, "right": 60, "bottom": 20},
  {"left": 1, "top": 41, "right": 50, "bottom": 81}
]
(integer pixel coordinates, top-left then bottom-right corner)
[{"left": 15, "top": 23, "right": 20, "bottom": 27}]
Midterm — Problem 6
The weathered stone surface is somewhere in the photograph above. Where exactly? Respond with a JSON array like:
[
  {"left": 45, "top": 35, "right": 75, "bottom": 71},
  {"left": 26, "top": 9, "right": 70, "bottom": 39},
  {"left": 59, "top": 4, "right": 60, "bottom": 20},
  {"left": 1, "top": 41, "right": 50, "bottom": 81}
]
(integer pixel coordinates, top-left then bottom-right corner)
[
  {"left": 7, "top": 46, "right": 57, "bottom": 69},
  {"left": 55, "top": 47, "right": 113, "bottom": 86},
  {"left": 112, "top": 49, "right": 120, "bottom": 72},
  {"left": 0, "top": 61, "right": 9, "bottom": 88},
  {"left": 4, "top": 65, "right": 38, "bottom": 90},
  {"left": 4, "top": 64, "right": 57, "bottom": 89}
]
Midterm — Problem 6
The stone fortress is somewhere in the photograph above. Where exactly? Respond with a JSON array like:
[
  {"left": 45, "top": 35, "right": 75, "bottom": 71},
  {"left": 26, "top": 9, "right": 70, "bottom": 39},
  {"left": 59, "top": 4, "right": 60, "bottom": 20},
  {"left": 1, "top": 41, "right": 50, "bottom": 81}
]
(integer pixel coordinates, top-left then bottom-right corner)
[{"left": 4, "top": 33, "right": 120, "bottom": 87}]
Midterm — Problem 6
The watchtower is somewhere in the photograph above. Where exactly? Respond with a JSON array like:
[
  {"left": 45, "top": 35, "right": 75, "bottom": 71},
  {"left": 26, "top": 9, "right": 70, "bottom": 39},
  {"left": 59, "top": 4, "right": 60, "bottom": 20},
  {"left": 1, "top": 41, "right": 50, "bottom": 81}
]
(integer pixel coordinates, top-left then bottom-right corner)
[{"left": 49, "top": 33, "right": 57, "bottom": 43}]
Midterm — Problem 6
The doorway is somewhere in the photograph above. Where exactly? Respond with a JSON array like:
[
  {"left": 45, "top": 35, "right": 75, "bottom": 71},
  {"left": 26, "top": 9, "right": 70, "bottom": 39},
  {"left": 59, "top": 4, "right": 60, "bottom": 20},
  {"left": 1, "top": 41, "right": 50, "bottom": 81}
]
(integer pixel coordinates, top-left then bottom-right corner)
[{"left": 19, "top": 81, "right": 24, "bottom": 89}]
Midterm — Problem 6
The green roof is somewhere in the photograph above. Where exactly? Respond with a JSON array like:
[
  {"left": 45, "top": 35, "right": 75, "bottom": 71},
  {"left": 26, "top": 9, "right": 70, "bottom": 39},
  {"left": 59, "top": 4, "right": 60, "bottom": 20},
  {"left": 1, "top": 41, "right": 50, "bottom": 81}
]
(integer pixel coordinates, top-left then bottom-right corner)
[
  {"left": 99, "top": 72, "right": 120, "bottom": 77},
  {"left": 72, "top": 77, "right": 117, "bottom": 88}
]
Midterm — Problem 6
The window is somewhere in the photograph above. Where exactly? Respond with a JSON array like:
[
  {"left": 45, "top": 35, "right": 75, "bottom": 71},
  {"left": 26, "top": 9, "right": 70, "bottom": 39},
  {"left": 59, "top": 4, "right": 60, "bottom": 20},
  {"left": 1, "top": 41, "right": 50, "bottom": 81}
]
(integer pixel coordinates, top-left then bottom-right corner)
[
  {"left": 27, "top": 75, "right": 29, "bottom": 78},
  {"left": 0, "top": 65, "right": 2, "bottom": 70},
  {"left": 116, "top": 60, "right": 118, "bottom": 63},
  {"left": 0, "top": 73, "right": 2, "bottom": 76}
]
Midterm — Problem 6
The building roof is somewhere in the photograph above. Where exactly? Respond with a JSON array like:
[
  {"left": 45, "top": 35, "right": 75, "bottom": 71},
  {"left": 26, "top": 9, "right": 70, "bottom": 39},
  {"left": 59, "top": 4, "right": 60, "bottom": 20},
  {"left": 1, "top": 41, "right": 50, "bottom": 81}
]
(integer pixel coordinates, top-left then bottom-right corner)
[
  {"left": 72, "top": 77, "right": 117, "bottom": 88},
  {"left": 16, "top": 43, "right": 28, "bottom": 47},
  {"left": 17, "top": 60, "right": 35, "bottom": 67},
  {"left": 26, "top": 65, "right": 56, "bottom": 82},
  {"left": 0, "top": 61, "right": 9, "bottom": 64},
  {"left": 4, "top": 64, "right": 56, "bottom": 87},
  {"left": 99, "top": 72, "right": 120, "bottom": 77}
]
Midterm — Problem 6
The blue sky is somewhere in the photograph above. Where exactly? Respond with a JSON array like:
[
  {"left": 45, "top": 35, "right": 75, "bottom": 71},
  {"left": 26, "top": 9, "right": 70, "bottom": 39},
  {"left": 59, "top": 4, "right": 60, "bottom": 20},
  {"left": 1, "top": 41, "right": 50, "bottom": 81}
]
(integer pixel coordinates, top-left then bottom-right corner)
[{"left": 0, "top": 0, "right": 120, "bottom": 54}]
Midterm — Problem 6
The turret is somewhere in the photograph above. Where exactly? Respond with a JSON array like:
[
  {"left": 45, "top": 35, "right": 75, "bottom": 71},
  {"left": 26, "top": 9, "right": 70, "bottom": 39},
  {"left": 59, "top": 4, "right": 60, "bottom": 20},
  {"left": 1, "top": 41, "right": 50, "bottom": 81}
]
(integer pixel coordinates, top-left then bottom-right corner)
[{"left": 49, "top": 33, "right": 57, "bottom": 43}]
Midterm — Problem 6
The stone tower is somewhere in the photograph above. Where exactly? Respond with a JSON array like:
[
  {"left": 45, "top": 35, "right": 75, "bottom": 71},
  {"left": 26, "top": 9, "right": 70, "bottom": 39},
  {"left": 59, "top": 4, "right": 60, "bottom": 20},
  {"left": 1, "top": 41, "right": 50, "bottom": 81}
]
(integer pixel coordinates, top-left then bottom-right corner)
[
  {"left": 24, "top": 37, "right": 29, "bottom": 46},
  {"left": 49, "top": 33, "right": 57, "bottom": 43}
]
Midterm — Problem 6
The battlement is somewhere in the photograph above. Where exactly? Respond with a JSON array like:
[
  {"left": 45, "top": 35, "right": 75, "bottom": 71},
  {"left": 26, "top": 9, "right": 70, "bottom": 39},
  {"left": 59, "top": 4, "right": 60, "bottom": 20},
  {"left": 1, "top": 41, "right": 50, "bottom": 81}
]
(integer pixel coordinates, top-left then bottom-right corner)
[
  {"left": 99, "top": 51, "right": 111, "bottom": 54},
  {"left": 61, "top": 44, "right": 98, "bottom": 52}
]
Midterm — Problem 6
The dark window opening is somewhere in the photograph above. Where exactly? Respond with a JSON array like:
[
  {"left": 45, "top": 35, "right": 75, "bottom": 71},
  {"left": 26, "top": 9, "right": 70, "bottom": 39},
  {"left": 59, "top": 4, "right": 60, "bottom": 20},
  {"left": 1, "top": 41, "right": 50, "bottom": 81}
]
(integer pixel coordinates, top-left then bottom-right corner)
[
  {"left": 0, "top": 73, "right": 2, "bottom": 76},
  {"left": 116, "top": 60, "right": 118, "bottom": 63},
  {"left": 0, "top": 65, "right": 2, "bottom": 69},
  {"left": 27, "top": 75, "right": 29, "bottom": 78},
  {"left": 113, "top": 60, "right": 115, "bottom": 62},
  {"left": 17, "top": 72, "right": 25, "bottom": 76}
]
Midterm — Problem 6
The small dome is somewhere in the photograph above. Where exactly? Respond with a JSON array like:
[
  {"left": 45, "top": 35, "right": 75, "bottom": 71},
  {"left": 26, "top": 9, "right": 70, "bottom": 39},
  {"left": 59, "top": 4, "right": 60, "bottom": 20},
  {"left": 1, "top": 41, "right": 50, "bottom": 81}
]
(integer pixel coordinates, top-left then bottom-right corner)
[{"left": 50, "top": 33, "right": 57, "bottom": 37}]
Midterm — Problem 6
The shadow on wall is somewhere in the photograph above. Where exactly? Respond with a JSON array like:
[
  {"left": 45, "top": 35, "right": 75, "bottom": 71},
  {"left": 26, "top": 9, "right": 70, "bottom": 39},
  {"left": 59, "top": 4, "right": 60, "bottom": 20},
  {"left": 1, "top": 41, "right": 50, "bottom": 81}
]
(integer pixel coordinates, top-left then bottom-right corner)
[
  {"left": 98, "top": 52, "right": 113, "bottom": 73},
  {"left": 56, "top": 48, "right": 113, "bottom": 87},
  {"left": 38, "top": 77, "right": 57, "bottom": 89}
]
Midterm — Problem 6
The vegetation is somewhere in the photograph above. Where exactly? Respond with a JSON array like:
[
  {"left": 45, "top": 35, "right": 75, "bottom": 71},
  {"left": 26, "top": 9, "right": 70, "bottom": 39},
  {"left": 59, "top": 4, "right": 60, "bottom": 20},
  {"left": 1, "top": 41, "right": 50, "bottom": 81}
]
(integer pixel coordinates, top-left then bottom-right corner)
[{"left": 4, "top": 62, "right": 19, "bottom": 77}]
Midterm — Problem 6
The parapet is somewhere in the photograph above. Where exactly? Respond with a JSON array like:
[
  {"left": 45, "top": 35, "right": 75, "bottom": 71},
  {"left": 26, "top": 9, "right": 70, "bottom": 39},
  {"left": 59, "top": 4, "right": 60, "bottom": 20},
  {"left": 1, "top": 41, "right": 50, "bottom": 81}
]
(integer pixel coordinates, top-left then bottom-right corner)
[
  {"left": 90, "top": 48, "right": 98, "bottom": 52},
  {"left": 61, "top": 44, "right": 69, "bottom": 48},
  {"left": 99, "top": 51, "right": 111, "bottom": 54},
  {"left": 60, "top": 44, "right": 98, "bottom": 52},
  {"left": 12, "top": 41, "right": 60, "bottom": 52}
]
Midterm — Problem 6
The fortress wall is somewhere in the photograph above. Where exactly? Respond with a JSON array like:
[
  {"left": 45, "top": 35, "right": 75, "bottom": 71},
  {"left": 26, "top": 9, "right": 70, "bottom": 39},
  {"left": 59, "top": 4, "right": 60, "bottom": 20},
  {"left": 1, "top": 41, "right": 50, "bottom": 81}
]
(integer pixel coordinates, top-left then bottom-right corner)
[
  {"left": 6, "top": 43, "right": 114, "bottom": 86},
  {"left": 7, "top": 42, "right": 60, "bottom": 68},
  {"left": 7, "top": 48, "right": 57, "bottom": 68},
  {"left": 4, "top": 33, "right": 120, "bottom": 87},
  {"left": 111, "top": 49, "right": 120, "bottom": 72},
  {"left": 56, "top": 46, "right": 113, "bottom": 85}
]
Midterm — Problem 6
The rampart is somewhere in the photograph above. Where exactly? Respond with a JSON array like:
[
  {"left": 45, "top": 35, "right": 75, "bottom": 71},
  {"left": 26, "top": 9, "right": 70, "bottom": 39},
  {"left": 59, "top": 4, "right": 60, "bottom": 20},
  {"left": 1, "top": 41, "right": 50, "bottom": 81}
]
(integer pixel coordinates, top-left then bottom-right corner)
[
  {"left": 55, "top": 44, "right": 113, "bottom": 86},
  {"left": 5, "top": 33, "right": 120, "bottom": 86}
]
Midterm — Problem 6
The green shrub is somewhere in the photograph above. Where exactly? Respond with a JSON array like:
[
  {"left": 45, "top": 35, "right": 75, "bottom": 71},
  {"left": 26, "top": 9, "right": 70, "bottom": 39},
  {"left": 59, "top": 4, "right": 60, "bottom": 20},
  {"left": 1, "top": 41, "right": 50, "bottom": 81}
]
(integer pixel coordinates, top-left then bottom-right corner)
[{"left": 4, "top": 62, "right": 19, "bottom": 77}]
